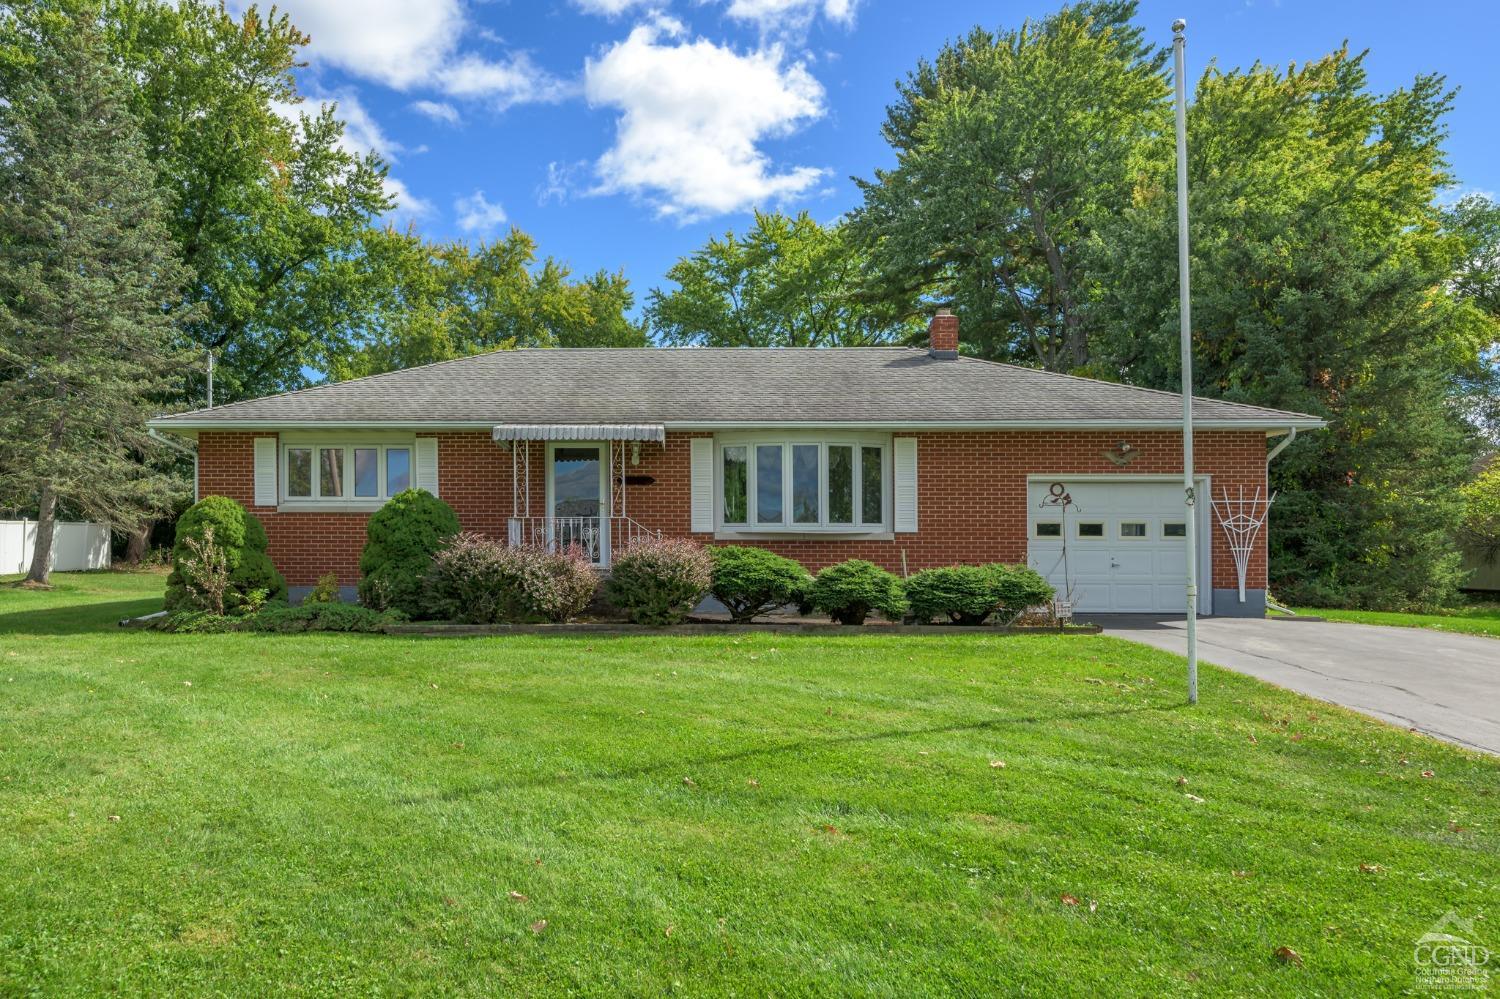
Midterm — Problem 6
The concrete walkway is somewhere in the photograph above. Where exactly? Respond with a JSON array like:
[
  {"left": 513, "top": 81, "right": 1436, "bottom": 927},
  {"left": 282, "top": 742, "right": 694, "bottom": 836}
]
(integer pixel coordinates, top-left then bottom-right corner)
[{"left": 1092, "top": 615, "right": 1499, "bottom": 755}]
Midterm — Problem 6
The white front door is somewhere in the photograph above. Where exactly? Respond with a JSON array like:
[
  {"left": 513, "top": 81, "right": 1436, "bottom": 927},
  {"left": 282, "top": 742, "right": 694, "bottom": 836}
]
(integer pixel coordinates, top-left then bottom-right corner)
[
  {"left": 1026, "top": 477, "right": 1211, "bottom": 614},
  {"left": 547, "top": 443, "right": 609, "bottom": 564}
]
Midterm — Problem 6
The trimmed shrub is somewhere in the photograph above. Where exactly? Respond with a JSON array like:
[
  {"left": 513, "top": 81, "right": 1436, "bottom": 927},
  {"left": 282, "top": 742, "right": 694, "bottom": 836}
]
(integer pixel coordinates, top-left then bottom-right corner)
[
  {"left": 165, "top": 496, "right": 286, "bottom": 612},
  {"left": 606, "top": 536, "right": 714, "bottom": 626},
  {"left": 905, "top": 565, "right": 1003, "bottom": 625},
  {"left": 710, "top": 546, "right": 812, "bottom": 622},
  {"left": 987, "top": 563, "right": 1055, "bottom": 623},
  {"left": 808, "top": 559, "right": 907, "bottom": 625},
  {"left": 246, "top": 603, "right": 402, "bottom": 633},
  {"left": 357, "top": 489, "right": 460, "bottom": 617},
  {"left": 425, "top": 533, "right": 598, "bottom": 624}
]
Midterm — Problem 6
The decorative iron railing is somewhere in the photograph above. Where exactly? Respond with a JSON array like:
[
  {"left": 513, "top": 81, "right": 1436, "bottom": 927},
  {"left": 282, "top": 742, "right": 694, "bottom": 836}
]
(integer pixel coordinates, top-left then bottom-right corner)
[{"left": 505, "top": 516, "right": 660, "bottom": 566}]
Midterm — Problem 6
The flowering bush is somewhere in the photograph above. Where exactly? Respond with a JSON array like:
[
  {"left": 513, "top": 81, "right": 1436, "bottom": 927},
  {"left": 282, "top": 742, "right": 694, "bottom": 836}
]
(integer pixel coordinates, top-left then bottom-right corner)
[
  {"left": 606, "top": 536, "right": 714, "bottom": 626},
  {"left": 425, "top": 533, "right": 597, "bottom": 624}
]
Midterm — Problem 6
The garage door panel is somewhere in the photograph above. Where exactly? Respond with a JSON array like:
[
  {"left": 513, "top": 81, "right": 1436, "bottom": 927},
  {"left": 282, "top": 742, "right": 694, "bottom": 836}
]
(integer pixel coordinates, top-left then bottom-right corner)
[
  {"left": 1113, "top": 584, "right": 1157, "bottom": 612},
  {"left": 1027, "top": 478, "right": 1208, "bottom": 614}
]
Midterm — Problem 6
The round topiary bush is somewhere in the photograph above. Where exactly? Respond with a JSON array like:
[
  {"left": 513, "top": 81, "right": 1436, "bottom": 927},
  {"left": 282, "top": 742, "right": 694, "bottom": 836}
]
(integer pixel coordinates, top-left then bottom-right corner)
[
  {"left": 357, "top": 488, "right": 460, "bottom": 617},
  {"left": 808, "top": 559, "right": 907, "bottom": 625},
  {"left": 709, "top": 546, "right": 812, "bottom": 622},
  {"left": 165, "top": 495, "right": 287, "bottom": 612},
  {"left": 986, "top": 563, "right": 1056, "bottom": 623},
  {"left": 606, "top": 536, "right": 714, "bottom": 626},
  {"left": 905, "top": 565, "right": 1004, "bottom": 625}
]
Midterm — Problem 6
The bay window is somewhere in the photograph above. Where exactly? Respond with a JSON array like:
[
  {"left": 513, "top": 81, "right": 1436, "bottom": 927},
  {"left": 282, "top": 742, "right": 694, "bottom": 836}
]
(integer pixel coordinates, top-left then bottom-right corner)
[
  {"left": 718, "top": 436, "right": 889, "bottom": 532},
  {"left": 283, "top": 442, "right": 413, "bottom": 504}
]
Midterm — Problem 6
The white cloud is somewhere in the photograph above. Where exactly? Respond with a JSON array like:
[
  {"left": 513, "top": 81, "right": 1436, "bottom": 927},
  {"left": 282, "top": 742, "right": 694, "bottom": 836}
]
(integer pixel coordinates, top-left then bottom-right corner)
[
  {"left": 434, "top": 52, "right": 575, "bottom": 107},
  {"left": 250, "top": 0, "right": 568, "bottom": 108},
  {"left": 537, "top": 160, "right": 588, "bottom": 205},
  {"left": 455, "top": 189, "right": 509, "bottom": 235},
  {"left": 573, "top": 0, "right": 658, "bottom": 15},
  {"left": 411, "top": 100, "right": 461, "bottom": 125},
  {"left": 583, "top": 22, "right": 827, "bottom": 220},
  {"left": 722, "top": 0, "right": 858, "bottom": 32}
]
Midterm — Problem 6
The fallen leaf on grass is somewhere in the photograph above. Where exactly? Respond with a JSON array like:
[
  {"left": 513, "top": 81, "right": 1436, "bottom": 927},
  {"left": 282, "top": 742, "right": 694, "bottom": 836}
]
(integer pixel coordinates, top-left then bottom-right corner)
[
  {"left": 1175, "top": 776, "right": 1188, "bottom": 786},
  {"left": 1248, "top": 734, "right": 1258, "bottom": 745},
  {"left": 664, "top": 925, "right": 674, "bottom": 938},
  {"left": 682, "top": 777, "right": 697, "bottom": 789},
  {"left": 1449, "top": 820, "right": 1467, "bottom": 833},
  {"left": 1289, "top": 732, "right": 1304, "bottom": 742},
  {"left": 1232, "top": 870, "right": 1250, "bottom": 879},
  {"left": 1273, "top": 946, "right": 1302, "bottom": 967},
  {"left": 529, "top": 920, "right": 548, "bottom": 935},
  {"left": 745, "top": 779, "right": 759, "bottom": 788},
  {"left": 1358, "top": 864, "right": 1382, "bottom": 874},
  {"left": 107, "top": 815, "right": 121, "bottom": 822},
  {"left": 1421, "top": 770, "right": 1435, "bottom": 778},
  {"left": 1184, "top": 793, "right": 1205, "bottom": 804},
  {"left": 990, "top": 760, "right": 1006, "bottom": 769},
  {"left": 1399, "top": 758, "right": 1409, "bottom": 766},
  {"left": 1060, "top": 894, "right": 1080, "bottom": 906},
  {"left": 508, "top": 891, "right": 529, "bottom": 903},
  {"left": 1088, "top": 899, "right": 1098, "bottom": 913}
]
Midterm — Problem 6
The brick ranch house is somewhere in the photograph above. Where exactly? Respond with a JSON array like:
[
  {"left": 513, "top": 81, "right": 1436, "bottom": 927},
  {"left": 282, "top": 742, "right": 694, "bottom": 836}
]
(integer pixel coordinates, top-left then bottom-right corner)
[{"left": 149, "top": 314, "right": 1324, "bottom": 616}]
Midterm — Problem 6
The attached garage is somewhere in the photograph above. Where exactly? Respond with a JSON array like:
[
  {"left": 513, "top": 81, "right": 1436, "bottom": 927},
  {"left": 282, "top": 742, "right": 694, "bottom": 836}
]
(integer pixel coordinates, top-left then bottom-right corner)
[{"left": 1027, "top": 476, "right": 1213, "bottom": 615}]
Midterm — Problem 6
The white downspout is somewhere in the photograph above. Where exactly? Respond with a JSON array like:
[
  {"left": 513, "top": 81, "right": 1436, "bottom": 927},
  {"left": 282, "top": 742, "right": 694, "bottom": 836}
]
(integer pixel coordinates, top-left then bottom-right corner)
[{"left": 1267, "top": 426, "right": 1297, "bottom": 465}]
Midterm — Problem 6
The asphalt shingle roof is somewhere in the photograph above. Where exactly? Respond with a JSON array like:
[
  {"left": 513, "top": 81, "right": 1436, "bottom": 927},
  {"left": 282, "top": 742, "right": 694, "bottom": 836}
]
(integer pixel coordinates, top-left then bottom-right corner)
[{"left": 150, "top": 347, "right": 1323, "bottom": 429}]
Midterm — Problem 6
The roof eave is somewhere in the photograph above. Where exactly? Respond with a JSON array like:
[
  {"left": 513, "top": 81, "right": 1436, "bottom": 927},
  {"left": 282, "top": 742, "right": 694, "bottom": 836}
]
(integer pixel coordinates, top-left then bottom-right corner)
[{"left": 148, "top": 416, "right": 1327, "bottom": 433}]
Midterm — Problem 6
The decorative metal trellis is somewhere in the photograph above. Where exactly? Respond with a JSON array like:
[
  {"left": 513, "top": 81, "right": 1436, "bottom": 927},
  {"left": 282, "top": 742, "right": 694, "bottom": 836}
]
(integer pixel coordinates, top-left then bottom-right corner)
[
  {"left": 1038, "top": 482, "right": 1080, "bottom": 621},
  {"left": 1209, "top": 486, "right": 1275, "bottom": 603}
]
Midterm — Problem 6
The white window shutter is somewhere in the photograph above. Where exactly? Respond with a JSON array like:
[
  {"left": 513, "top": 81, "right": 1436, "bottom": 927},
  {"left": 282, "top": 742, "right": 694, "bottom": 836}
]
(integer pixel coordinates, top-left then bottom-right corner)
[
  {"left": 894, "top": 437, "right": 918, "bottom": 533},
  {"left": 689, "top": 437, "right": 713, "bottom": 532},
  {"left": 415, "top": 437, "right": 439, "bottom": 495},
  {"left": 252, "top": 437, "right": 277, "bottom": 507}
]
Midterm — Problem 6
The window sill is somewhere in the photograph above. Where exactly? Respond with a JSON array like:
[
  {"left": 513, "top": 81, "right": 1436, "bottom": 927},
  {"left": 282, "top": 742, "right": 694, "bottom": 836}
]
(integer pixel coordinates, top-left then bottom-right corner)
[
  {"left": 276, "top": 501, "right": 386, "bottom": 514},
  {"left": 714, "top": 528, "right": 894, "bottom": 542}
]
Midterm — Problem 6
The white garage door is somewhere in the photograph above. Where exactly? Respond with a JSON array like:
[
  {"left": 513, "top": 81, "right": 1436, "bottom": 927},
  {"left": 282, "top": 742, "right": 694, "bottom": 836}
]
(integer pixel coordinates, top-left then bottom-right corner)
[{"left": 1026, "top": 478, "right": 1210, "bottom": 614}]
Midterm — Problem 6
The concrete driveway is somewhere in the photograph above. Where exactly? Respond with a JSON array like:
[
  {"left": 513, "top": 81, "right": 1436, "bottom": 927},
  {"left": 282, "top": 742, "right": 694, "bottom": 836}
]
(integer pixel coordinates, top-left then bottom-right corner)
[{"left": 1092, "top": 615, "right": 1499, "bottom": 755}]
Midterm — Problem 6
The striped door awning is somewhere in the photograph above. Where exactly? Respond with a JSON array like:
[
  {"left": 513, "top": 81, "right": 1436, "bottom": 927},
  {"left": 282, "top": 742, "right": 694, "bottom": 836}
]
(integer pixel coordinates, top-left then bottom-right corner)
[{"left": 491, "top": 423, "right": 666, "bottom": 443}]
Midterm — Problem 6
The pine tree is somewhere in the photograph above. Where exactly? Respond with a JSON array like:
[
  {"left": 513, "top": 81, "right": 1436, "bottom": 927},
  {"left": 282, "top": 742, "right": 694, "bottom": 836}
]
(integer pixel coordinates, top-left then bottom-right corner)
[{"left": 0, "top": 6, "right": 194, "bottom": 585}]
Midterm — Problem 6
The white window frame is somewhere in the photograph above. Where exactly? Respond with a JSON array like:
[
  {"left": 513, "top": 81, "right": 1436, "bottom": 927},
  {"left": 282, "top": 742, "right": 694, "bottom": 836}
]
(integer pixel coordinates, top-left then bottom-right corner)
[
  {"left": 278, "top": 434, "right": 416, "bottom": 510},
  {"left": 714, "top": 431, "right": 892, "bottom": 536}
]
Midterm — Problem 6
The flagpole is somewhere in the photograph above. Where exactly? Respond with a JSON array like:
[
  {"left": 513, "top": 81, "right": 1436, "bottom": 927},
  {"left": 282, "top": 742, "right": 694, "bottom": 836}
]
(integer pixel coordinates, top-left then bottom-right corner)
[{"left": 1173, "top": 18, "right": 1198, "bottom": 705}]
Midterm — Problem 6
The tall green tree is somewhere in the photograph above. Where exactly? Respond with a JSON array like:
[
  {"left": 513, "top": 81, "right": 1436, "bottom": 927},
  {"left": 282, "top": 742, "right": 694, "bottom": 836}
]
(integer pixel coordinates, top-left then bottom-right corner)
[
  {"left": 1092, "top": 49, "right": 1488, "bottom": 609},
  {"left": 101, "top": 0, "right": 392, "bottom": 401},
  {"left": 850, "top": 1, "right": 1169, "bottom": 369},
  {"left": 647, "top": 211, "right": 920, "bottom": 347},
  {"left": 0, "top": 7, "right": 195, "bottom": 584},
  {"left": 329, "top": 227, "right": 646, "bottom": 380}
]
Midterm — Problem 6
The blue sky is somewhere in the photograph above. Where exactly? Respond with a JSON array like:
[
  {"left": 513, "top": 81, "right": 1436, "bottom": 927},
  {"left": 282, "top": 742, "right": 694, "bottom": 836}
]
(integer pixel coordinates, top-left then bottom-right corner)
[{"left": 267, "top": 0, "right": 1500, "bottom": 311}]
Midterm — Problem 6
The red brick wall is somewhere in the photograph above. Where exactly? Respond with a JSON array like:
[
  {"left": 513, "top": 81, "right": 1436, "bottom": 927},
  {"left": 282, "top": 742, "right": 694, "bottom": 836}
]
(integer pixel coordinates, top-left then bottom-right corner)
[{"left": 196, "top": 428, "right": 1268, "bottom": 591}]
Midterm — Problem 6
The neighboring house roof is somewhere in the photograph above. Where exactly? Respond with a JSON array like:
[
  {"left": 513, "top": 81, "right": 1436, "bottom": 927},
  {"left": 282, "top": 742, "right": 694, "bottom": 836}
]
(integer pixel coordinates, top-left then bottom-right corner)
[{"left": 148, "top": 347, "right": 1325, "bottom": 431}]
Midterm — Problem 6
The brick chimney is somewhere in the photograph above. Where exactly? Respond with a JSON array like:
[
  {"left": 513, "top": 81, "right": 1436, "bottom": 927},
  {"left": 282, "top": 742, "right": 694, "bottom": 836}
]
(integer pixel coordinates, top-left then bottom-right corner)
[{"left": 928, "top": 308, "right": 959, "bottom": 358}]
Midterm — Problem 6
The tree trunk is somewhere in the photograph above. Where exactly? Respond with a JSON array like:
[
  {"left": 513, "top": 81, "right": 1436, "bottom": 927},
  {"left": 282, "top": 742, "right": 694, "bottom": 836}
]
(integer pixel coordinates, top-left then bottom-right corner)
[
  {"left": 123, "top": 521, "right": 153, "bottom": 564},
  {"left": 26, "top": 486, "right": 58, "bottom": 586}
]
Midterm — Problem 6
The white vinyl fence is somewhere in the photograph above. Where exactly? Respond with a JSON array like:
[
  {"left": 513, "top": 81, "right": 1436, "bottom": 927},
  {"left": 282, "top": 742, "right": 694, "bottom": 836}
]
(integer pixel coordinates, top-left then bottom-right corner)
[{"left": 0, "top": 520, "right": 111, "bottom": 574}]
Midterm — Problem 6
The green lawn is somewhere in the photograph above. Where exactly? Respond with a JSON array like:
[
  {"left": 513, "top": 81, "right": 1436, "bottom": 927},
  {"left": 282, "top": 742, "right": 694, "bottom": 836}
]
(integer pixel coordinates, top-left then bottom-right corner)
[
  {"left": 1290, "top": 603, "right": 1500, "bottom": 639},
  {"left": 2, "top": 572, "right": 1496, "bottom": 996}
]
